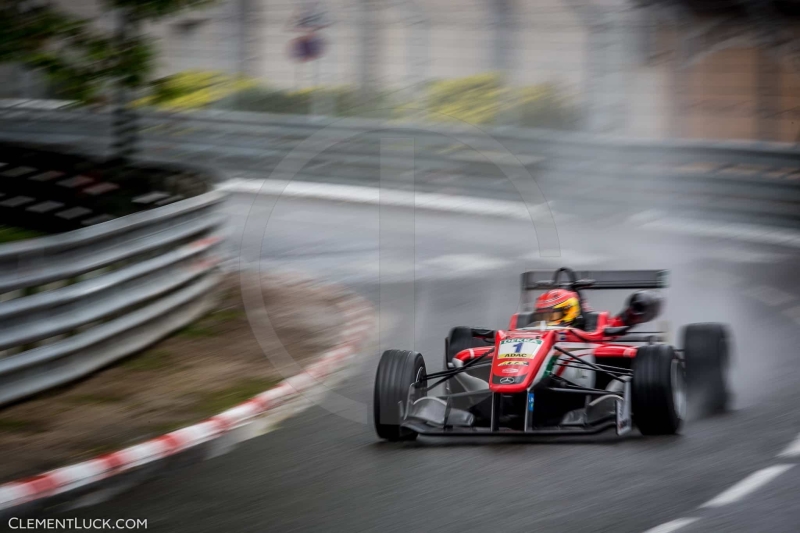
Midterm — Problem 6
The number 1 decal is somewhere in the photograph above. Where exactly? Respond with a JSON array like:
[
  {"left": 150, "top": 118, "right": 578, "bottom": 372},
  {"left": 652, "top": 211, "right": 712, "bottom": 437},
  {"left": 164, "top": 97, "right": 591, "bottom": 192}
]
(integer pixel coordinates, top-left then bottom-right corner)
[{"left": 498, "top": 338, "right": 544, "bottom": 359}]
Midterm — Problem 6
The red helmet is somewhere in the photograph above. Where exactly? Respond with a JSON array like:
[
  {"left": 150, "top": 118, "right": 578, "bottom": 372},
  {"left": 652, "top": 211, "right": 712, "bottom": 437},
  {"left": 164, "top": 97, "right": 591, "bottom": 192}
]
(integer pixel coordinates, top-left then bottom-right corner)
[{"left": 533, "top": 289, "right": 581, "bottom": 326}]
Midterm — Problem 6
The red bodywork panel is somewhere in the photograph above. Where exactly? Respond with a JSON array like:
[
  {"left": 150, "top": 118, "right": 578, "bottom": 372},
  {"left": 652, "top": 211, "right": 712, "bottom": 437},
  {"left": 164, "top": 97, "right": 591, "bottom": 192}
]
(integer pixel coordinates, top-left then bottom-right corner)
[
  {"left": 490, "top": 330, "right": 556, "bottom": 393},
  {"left": 453, "top": 311, "right": 639, "bottom": 393}
]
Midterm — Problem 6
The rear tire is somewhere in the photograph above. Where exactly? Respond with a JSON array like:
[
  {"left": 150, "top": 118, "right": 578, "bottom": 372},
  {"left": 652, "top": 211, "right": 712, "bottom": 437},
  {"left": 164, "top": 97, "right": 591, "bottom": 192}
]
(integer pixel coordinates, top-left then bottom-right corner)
[
  {"left": 682, "top": 323, "right": 730, "bottom": 416},
  {"left": 444, "top": 327, "right": 489, "bottom": 368},
  {"left": 374, "top": 350, "right": 426, "bottom": 441},
  {"left": 632, "top": 344, "right": 685, "bottom": 435},
  {"left": 444, "top": 327, "right": 491, "bottom": 395}
]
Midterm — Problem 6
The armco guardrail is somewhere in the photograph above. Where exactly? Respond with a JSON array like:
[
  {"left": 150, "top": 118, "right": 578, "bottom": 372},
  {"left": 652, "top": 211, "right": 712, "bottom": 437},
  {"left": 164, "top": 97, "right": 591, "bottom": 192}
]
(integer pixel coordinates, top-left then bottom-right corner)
[
  {"left": 0, "top": 188, "right": 227, "bottom": 406},
  {"left": 2, "top": 107, "right": 799, "bottom": 227},
  {"left": 2, "top": 106, "right": 798, "bottom": 163}
]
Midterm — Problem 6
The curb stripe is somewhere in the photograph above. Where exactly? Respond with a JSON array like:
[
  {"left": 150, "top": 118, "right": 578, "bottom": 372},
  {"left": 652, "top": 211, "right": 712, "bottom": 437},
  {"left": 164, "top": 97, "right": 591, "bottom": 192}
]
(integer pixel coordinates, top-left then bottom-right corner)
[{"left": 0, "top": 294, "right": 372, "bottom": 511}]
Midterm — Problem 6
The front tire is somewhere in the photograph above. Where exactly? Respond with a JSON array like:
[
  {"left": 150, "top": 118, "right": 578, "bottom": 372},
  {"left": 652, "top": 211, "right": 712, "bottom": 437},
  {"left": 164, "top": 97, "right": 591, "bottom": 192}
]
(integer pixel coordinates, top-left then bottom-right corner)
[
  {"left": 682, "top": 323, "right": 730, "bottom": 416},
  {"left": 632, "top": 344, "right": 685, "bottom": 435},
  {"left": 374, "top": 350, "right": 426, "bottom": 441}
]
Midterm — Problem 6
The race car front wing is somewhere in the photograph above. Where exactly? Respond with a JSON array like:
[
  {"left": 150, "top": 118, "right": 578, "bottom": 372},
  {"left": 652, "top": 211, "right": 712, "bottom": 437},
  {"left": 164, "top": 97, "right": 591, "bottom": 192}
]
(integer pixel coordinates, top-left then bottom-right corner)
[{"left": 400, "top": 358, "right": 633, "bottom": 438}]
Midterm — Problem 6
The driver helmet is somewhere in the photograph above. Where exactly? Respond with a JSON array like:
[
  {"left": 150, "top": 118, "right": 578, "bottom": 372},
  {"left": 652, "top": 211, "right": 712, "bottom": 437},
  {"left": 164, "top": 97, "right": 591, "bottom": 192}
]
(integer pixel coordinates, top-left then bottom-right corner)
[{"left": 532, "top": 289, "right": 580, "bottom": 326}]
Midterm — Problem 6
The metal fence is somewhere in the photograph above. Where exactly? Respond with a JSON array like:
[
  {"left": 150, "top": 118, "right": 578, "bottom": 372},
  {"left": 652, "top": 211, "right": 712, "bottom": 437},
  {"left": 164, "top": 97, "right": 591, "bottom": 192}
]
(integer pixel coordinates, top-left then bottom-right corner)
[
  {"left": 0, "top": 185, "right": 227, "bottom": 406},
  {"left": 1, "top": 107, "right": 798, "bottom": 228}
]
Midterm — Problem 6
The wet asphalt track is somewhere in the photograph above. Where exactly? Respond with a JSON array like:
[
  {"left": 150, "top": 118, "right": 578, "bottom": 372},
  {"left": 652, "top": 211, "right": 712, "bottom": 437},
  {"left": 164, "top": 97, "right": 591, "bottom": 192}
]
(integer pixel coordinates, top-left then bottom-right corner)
[{"left": 58, "top": 191, "right": 800, "bottom": 533}]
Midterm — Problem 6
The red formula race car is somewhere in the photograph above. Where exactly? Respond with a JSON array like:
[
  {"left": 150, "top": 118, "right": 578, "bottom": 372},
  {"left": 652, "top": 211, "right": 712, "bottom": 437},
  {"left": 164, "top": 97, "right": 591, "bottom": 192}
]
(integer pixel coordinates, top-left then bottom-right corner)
[{"left": 374, "top": 267, "right": 731, "bottom": 441}]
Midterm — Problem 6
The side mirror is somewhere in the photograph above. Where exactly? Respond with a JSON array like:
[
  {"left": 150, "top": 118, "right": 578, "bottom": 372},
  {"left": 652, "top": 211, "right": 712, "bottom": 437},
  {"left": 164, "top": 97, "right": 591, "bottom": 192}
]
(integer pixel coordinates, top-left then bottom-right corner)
[{"left": 618, "top": 290, "right": 662, "bottom": 326}]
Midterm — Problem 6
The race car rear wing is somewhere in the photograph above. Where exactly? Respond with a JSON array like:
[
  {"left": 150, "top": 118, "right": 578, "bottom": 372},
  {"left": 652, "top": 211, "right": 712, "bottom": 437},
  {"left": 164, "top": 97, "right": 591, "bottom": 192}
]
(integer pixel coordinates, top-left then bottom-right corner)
[{"left": 521, "top": 270, "right": 669, "bottom": 292}]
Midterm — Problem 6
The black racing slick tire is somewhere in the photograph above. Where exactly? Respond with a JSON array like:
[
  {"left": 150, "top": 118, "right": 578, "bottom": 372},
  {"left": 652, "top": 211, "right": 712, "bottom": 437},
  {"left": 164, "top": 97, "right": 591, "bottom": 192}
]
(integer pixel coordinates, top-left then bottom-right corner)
[
  {"left": 374, "top": 350, "right": 426, "bottom": 442},
  {"left": 682, "top": 323, "right": 730, "bottom": 417},
  {"left": 632, "top": 344, "right": 685, "bottom": 435}
]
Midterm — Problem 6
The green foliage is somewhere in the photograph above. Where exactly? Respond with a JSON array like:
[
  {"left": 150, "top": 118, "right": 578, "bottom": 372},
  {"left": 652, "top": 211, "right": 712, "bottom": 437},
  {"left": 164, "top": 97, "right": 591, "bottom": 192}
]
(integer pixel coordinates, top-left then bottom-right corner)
[
  {"left": 107, "top": 0, "right": 213, "bottom": 21},
  {"left": 0, "top": 3, "right": 82, "bottom": 63},
  {"left": 133, "top": 68, "right": 576, "bottom": 129},
  {"left": 220, "top": 86, "right": 316, "bottom": 114},
  {"left": 217, "top": 85, "right": 393, "bottom": 118},
  {"left": 208, "top": 308, "right": 245, "bottom": 323},
  {"left": 427, "top": 73, "right": 506, "bottom": 125},
  {"left": 426, "top": 73, "right": 578, "bottom": 129},
  {"left": 516, "top": 83, "right": 579, "bottom": 129},
  {"left": 0, "top": 1, "right": 213, "bottom": 103},
  {"left": 136, "top": 71, "right": 254, "bottom": 109},
  {"left": 0, "top": 226, "right": 42, "bottom": 244},
  {"left": 177, "top": 322, "right": 218, "bottom": 338},
  {"left": 120, "top": 349, "right": 175, "bottom": 372}
]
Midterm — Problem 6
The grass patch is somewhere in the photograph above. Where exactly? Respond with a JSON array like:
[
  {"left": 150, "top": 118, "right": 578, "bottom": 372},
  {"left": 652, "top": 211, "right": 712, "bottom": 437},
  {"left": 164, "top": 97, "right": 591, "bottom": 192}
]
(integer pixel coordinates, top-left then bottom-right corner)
[
  {"left": 0, "top": 226, "right": 43, "bottom": 244},
  {"left": 192, "top": 377, "right": 280, "bottom": 418},
  {"left": 208, "top": 308, "right": 245, "bottom": 323},
  {"left": 120, "top": 349, "right": 175, "bottom": 372},
  {"left": 176, "top": 322, "right": 218, "bottom": 338},
  {"left": 145, "top": 420, "right": 197, "bottom": 436},
  {"left": 67, "top": 392, "right": 127, "bottom": 405},
  {"left": 0, "top": 418, "right": 47, "bottom": 433}
]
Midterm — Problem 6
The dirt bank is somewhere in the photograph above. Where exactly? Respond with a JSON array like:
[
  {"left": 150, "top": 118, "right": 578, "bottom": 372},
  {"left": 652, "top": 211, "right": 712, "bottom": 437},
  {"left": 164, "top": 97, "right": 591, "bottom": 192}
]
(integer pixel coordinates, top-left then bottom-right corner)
[{"left": 0, "top": 272, "right": 348, "bottom": 483}]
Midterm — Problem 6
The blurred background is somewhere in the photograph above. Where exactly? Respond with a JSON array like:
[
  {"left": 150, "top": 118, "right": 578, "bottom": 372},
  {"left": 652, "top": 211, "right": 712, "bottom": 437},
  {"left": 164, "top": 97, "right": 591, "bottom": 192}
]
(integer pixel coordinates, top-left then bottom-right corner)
[
  {"left": 3, "top": 0, "right": 800, "bottom": 140},
  {"left": 1, "top": 1, "right": 800, "bottom": 532}
]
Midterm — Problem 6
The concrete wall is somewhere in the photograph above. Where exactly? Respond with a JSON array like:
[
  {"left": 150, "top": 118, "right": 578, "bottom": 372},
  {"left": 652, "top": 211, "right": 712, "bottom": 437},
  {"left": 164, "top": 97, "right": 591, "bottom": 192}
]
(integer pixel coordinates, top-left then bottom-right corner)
[
  {"left": 671, "top": 19, "right": 800, "bottom": 142},
  {"left": 5, "top": 1, "right": 800, "bottom": 142}
]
